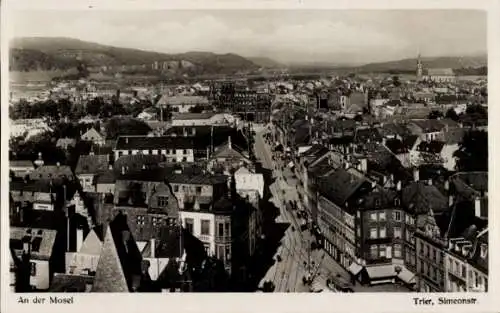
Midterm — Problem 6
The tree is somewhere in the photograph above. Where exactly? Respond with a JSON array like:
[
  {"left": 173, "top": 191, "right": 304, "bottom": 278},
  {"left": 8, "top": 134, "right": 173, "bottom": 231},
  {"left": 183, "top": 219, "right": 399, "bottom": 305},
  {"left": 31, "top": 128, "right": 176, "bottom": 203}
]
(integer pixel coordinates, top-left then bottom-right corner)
[
  {"left": 445, "top": 108, "right": 459, "bottom": 121},
  {"left": 87, "top": 97, "right": 104, "bottom": 116},
  {"left": 454, "top": 130, "right": 488, "bottom": 172},
  {"left": 428, "top": 110, "right": 443, "bottom": 120},
  {"left": 104, "top": 117, "right": 152, "bottom": 139}
]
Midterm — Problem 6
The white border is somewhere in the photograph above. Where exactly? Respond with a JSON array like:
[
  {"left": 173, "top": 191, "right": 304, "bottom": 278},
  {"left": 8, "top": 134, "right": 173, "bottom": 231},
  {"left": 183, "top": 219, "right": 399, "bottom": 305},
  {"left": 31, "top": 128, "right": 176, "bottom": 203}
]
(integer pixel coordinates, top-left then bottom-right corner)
[{"left": 1, "top": 1, "right": 499, "bottom": 313}]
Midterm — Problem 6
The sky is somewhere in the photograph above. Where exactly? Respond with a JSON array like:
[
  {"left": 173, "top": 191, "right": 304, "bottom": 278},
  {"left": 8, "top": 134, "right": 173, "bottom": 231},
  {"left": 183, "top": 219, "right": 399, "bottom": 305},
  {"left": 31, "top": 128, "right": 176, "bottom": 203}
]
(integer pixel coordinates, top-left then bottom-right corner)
[{"left": 9, "top": 9, "right": 487, "bottom": 65}]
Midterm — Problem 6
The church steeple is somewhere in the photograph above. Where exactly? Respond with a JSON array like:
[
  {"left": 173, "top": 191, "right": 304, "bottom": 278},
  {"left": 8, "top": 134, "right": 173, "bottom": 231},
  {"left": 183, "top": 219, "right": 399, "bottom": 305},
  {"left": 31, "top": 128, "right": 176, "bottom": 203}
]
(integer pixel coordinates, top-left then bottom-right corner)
[{"left": 416, "top": 52, "right": 423, "bottom": 81}]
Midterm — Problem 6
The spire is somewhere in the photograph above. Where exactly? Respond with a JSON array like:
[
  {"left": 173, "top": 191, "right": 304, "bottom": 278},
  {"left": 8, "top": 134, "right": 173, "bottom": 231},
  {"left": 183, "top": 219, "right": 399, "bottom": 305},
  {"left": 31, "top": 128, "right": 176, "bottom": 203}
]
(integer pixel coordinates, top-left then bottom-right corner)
[{"left": 92, "top": 226, "right": 129, "bottom": 292}]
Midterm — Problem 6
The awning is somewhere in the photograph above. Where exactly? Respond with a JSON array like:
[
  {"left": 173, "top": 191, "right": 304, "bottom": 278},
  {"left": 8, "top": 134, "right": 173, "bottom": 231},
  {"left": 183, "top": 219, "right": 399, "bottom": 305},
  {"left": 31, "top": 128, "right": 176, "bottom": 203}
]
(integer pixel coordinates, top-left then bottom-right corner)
[
  {"left": 397, "top": 267, "right": 416, "bottom": 284},
  {"left": 348, "top": 262, "right": 363, "bottom": 276},
  {"left": 366, "top": 264, "right": 395, "bottom": 279}
]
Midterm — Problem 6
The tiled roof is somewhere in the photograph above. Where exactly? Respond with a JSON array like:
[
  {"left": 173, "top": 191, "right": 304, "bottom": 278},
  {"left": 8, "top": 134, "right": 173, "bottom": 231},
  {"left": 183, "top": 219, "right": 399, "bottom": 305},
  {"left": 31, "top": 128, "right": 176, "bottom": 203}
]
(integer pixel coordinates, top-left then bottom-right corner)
[
  {"left": 114, "top": 155, "right": 165, "bottom": 173},
  {"left": 438, "top": 129, "right": 465, "bottom": 145},
  {"left": 410, "top": 120, "right": 446, "bottom": 133},
  {"left": 355, "top": 128, "right": 383, "bottom": 143},
  {"left": 115, "top": 136, "right": 196, "bottom": 150},
  {"left": 359, "top": 188, "right": 398, "bottom": 210},
  {"left": 79, "top": 229, "right": 103, "bottom": 255},
  {"left": 10, "top": 227, "right": 57, "bottom": 260},
  {"left": 82, "top": 127, "right": 104, "bottom": 140},
  {"left": 29, "top": 165, "right": 73, "bottom": 181},
  {"left": 451, "top": 172, "right": 488, "bottom": 197},
  {"left": 92, "top": 226, "right": 129, "bottom": 292},
  {"left": 318, "top": 168, "right": 368, "bottom": 207},
  {"left": 10, "top": 179, "right": 53, "bottom": 193},
  {"left": 402, "top": 181, "right": 448, "bottom": 215},
  {"left": 75, "top": 155, "right": 110, "bottom": 175},
  {"left": 417, "top": 141, "right": 445, "bottom": 154},
  {"left": 95, "top": 170, "right": 116, "bottom": 184}
]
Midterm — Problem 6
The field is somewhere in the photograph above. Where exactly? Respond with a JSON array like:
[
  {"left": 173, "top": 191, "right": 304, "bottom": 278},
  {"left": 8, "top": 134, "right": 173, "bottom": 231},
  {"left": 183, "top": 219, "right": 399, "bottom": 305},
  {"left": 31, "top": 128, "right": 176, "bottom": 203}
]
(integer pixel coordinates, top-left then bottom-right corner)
[{"left": 9, "top": 70, "right": 76, "bottom": 83}]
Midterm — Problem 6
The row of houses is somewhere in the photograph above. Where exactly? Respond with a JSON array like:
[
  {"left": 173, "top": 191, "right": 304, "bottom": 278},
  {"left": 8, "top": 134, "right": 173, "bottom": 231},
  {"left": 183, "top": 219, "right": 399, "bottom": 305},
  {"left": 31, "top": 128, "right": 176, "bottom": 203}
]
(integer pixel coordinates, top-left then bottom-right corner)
[{"left": 9, "top": 120, "right": 265, "bottom": 292}]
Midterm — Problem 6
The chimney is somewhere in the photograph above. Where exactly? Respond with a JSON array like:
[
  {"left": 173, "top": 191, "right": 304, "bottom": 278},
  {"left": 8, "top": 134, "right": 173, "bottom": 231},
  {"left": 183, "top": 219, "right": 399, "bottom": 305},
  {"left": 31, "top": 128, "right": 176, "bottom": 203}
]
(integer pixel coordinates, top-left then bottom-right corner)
[
  {"left": 475, "top": 197, "right": 481, "bottom": 217},
  {"left": 109, "top": 164, "right": 113, "bottom": 170},
  {"left": 121, "top": 166, "right": 126, "bottom": 175},
  {"left": 449, "top": 195, "right": 454, "bottom": 207},
  {"left": 427, "top": 179, "right": 433, "bottom": 186},
  {"left": 396, "top": 181, "right": 402, "bottom": 191},
  {"left": 228, "top": 136, "right": 232, "bottom": 149},
  {"left": 444, "top": 180, "right": 449, "bottom": 191},
  {"left": 125, "top": 137, "right": 129, "bottom": 144},
  {"left": 76, "top": 229, "right": 84, "bottom": 252},
  {"left": 150, "top": 238, "right": 156, "bottom": 258},
  {"left": 413, "top": 168, "right": 419, "bottom": 182},
  {"left": 56, "top": 162, "right": 60, "bottom": 167}
]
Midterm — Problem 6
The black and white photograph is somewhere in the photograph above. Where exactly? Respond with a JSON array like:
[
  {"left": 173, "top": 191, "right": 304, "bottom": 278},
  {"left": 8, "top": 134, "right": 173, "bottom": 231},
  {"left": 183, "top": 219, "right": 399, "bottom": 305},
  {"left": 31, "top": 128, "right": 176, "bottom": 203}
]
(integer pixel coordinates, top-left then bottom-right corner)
[{"left": 1, "top": 1, "right": 497, "bottom": 312}]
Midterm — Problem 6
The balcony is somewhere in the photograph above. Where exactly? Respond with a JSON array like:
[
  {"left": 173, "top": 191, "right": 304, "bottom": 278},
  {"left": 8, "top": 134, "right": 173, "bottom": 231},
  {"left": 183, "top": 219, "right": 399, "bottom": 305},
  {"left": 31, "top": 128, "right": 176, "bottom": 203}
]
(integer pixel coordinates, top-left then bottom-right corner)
[
  {"left": 199, "top": 235, "right": 211, "bottom": 242},
  {"left": 215, "top": 236, "right": 232, "bottom": 243}
]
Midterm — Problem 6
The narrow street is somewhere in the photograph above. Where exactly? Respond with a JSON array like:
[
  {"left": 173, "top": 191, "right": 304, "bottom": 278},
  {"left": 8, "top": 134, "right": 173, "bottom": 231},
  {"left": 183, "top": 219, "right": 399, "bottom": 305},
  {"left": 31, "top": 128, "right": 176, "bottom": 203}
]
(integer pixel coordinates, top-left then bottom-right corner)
[{"left": 254, "top": 126, "right": 329, "bottom": 292}]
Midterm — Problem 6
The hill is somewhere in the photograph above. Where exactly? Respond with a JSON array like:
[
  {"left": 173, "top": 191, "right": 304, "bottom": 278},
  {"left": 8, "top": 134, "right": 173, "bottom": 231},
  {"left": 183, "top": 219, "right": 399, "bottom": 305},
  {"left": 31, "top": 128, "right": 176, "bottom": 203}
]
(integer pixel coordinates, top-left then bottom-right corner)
[
  {"left": 247, "top": 57, "right": 285, "bottom": 69},
  {"left": 9, "top": 37, "right": 260, "bottom": 75},
  {"left": 347, "top": 55, "right": 487, "bottom": 74}
]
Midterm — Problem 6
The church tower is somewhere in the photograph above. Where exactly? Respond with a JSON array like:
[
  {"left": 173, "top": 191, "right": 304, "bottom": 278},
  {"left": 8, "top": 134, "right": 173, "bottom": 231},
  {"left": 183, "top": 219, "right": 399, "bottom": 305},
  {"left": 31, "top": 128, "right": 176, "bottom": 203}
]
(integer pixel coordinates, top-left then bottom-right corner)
[{"left": 416, "top": 53, "right": 423, "bottom": 81}]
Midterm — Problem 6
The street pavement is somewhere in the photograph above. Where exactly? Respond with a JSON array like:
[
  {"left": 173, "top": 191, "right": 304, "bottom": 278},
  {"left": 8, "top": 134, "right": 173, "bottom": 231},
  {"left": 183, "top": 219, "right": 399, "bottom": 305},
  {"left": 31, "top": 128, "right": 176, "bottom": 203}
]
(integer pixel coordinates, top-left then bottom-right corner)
[{"left": 253, "top": 124, "right": 411, "bottom": 293}]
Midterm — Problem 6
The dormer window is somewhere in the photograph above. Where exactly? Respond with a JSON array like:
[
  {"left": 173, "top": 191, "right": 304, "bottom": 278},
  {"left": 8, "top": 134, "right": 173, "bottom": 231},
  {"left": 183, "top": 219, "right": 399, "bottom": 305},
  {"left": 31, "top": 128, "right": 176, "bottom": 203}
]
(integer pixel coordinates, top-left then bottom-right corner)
[
  {"left": 137, "top": 215, "right": 145, "bottom": 226},
  {"left": 157, "top": 196, "right": 169, "bottom": 207},
  {"left": 480, "top": 243, "right": 487, "bottom": 259}
]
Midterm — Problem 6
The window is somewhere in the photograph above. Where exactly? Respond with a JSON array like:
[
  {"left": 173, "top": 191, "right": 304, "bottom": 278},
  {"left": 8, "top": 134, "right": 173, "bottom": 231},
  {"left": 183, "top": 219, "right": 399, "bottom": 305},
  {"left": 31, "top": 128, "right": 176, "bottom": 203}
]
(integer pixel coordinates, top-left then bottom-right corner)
[
  {"left": 394, "top": 198, "right": 401, "bottom": 206},
  {"left": 30, "top": 262, "right": 36, "bottom": 276},
  {"left": 182, "top": 157, "right": 187, "bottom": 162},
  {"left": 157, "top": 196, "right": 169, "bottom": 207},
  {"left": 480, "top": 244, "right": 487, "bottom": 259},
  {"left": 461, "top": 264, "right": 466, "bottom": 278},
  {"left": 185, "top": 218, "right": 194, "bottom": 234},
  {"left": 201, "top": 220, "right": 210, "bottom": 236},
  {"left": 432, "top": 249, "right": 437, "bottom": 262},
  {"left": 378, "top": 212, "right": 386, "bottom": 221},
  {"left": 370, "top": 228, "right": 378, "bottom": 239},
  {"left": 225, "top": 222, "right": 231, "bottom": 237},
  {"left": 393, "top": 211, "right": 402, "bottom": 222},
  {"left": 454, "top": 261, "right": 459, "bottom": 275},
  {"left": 173, "top": 185, "right": 179, "bottom": 192},
  {"left": 137, "top": 215, "right": 145, "bottom": 226},
  {"left": 379, "top": 227, "right": 386, "bottom": 238},
  {"left": 405, "top": 229, "right": 410, "bottom": 241},
  {"left": 394, "top": 227, "right": 402, "bottom": 239},
  {"left": 203, "top": 244, "right": 210, "bottom": 255},
  {"left": 152, "top": 217, "right": 159, "bottom": 227},
  {"left": 370, "top": 213, "right": 377, "bottom": 221},
  {"left": 225, "top": 246, "right": 231, "bottom": 261},
  {"left": 375, "top": 199, "right": 381, "bottom": 207},
  {"left": 217, "top": 245, "right": 224, "bottom": 260},
  {"left": 183, "top": 149, "right": 188, "bottom": 155},
  {"left": 370, "top": 245, "right": 378, "bottom": 259},
  {"left": 379, "top": 245, "right": 386, "bottom": 258},
  {"left": 196, "top": 186, "right": 202, "bottom": 194},
  {"left": 394, "top": 244, "right": 402, "bottom": 258},
  {"left": 218, "top": 223, "right": 224, "bottom": 237}
]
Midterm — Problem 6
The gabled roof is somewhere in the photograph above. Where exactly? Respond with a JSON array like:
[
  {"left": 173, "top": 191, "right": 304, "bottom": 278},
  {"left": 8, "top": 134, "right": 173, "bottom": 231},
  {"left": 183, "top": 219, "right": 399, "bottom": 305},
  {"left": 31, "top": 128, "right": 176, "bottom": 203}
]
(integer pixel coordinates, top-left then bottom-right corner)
[
  {"left": 317, "top": 168, "right": 368, "bottom": 208},
  {"left": 79, "top": 229, "right": 103, "bottom": 255},
  {"left": 212, "top": 141, "right": 248, "bottom": 161},
  {"left": 92, "top": 226, "right": 129, "bottom": 292},
  {"left": 402, "top": 181, "right": 448, "bottom": 215},
  {"left": 81, "top": 127, "right": 104, "bottom": 140},
  {"left": 29, "top": 165, "right": 73, "bottom": 181}
]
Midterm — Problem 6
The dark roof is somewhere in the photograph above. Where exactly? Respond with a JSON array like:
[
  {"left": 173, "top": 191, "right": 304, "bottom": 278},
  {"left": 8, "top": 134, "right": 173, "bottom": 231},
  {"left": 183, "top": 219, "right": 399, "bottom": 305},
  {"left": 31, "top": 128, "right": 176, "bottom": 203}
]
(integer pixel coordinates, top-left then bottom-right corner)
[
  {"left": 29, "top": 165, "right": 74, "bottom": 181},
  {"left": 417, "top": 141, "right": 445, "bottom": 154},
  {"left": 317, "top": 168, "right": 368, "bottom": 208},
  {"left": 10, "top": 180, "right": 53, "bottom": 193},
  {"left": 359, "top": 188, "right": 398, "bottom": 210},
  {"left": 452, "top": 172, "right": 488, "bottom": 195},
  {"left": 115, "top": 166, "right": 227, "bottom": 186},
  {"left": 114, "top": 155, "right": 165, "bottom": 174},
  {"left": 95, "top": 170, "right": 116, "bottom": 184},
  {"left": 171, "top": 112, "right": 216, "bottom": 120},
  {"left": 355, "top": 128, "right": 383, "bottom": 143},
  {"left": 115, "top": 136, "right": 196, "bottom": 150},
  {"left": 402, "top": 181, "right": 448, "bottom": 215},
  {"left": 438, "top": 129, "right": 465, "bottom": 145},
  {"left": 10, "top": 227, "right": 57, "bottom": 260},
  {"left": 75, "top": 155, "right": 110, "bottom": 175},
  {"left": 378, "top": 123, "right": 411, "bottom": 138}
]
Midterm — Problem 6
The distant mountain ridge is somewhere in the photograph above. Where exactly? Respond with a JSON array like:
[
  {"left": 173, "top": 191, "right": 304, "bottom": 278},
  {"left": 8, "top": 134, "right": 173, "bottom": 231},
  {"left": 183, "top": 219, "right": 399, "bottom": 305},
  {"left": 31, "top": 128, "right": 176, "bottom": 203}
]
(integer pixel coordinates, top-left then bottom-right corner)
[
  {"left": 9, "top": 37, "right": 260, "bottom": 75},
  {"left": 346, "top": 55, "right": 487, "bottom": 74}
]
